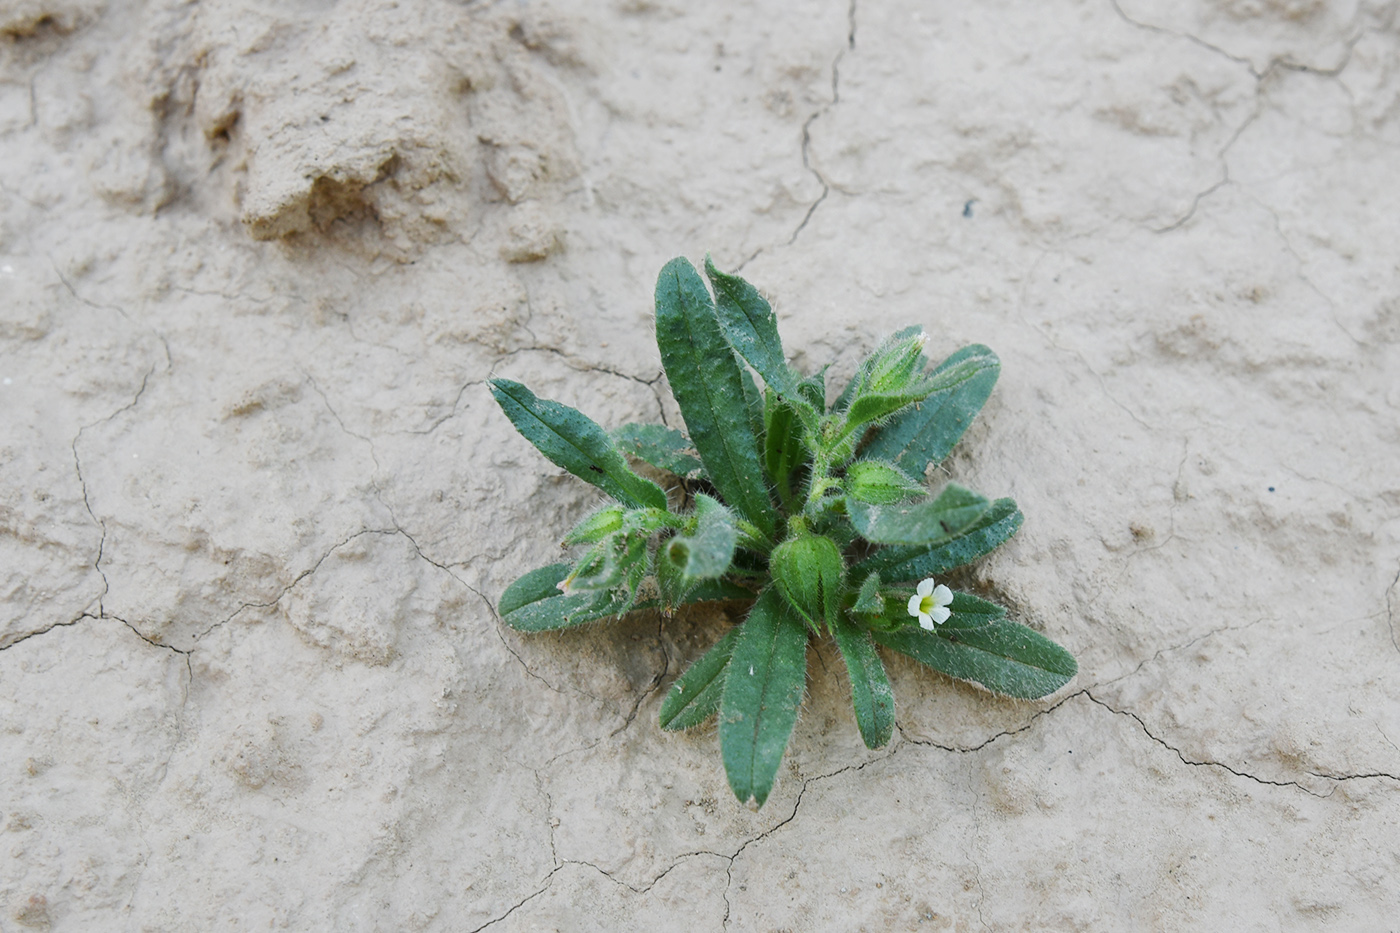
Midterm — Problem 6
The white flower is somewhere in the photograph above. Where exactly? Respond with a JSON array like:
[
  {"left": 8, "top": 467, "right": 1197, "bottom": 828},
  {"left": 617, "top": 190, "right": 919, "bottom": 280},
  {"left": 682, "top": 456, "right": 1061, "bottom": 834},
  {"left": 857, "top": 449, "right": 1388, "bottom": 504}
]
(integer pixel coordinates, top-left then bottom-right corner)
[{"left": 907, "top": 578, "right": 953, "bottom": 630}]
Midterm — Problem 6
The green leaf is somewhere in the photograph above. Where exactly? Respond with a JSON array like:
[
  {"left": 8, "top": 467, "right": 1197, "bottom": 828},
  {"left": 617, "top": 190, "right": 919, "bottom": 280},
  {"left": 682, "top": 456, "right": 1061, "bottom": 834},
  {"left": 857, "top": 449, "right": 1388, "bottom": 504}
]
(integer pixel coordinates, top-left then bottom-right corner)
[
  {"left": 763, "top": 389, "right": 809, "bottom": 507},
  {"left": 612, "top": 423, "right": 704, "bottom": 480},
  {"left": 861, "top": 345, "right": 1000, "bottom": 477},
  {"left": 830, "top": 612, "right": 895, "bottom": 748},
  {"left": 847, "top": 483, "right": 992, "bottom": 546},
  {"left": 840, "top": 329, "right": 944, "bottom": 427},
  {"left": 740, "top": 367, "right": 765, "bottom": 442},
  {"left": 720, "top": 590, "right": 809, "bottom": 807},
  {"left": 659, "top": 625, "right": 742, "bottom": 731},
  {"left": 873, "top": 613, "right": 1077, "bottom": 700},
  {"left": 502, "top": 570, "right": 752, "bottom": 633},
  {"left": 845, "top": 459, "right": 925, "bottom": 505},
  {"left": 852, "top": 571, "right": 885, "bottom": 616},
  {"left": 846, "top": 385, "right": 935, "bottom": 428},
  {"left": 797, "top": 369, "right": 827, "bottom": 412},
  {"left": 675, "top": 578, "right": 757, "bottom": 606},
  {"left": 502, "top": 581, "right": 638, "bottom": 632},
  {"left": 499, "top": 562, "right": 572, "bottom": 617},
  {"left": 705, "top": 256, "right": 800, "bottom": 399},
  {"left": 853, "top": 497, "right": 1023, "bottom": 581},
  {"left": 655, "top": 258, "right": 779, "bottom": 541},
  {"left": 941, "top": 590, "right": 1008, "bottom": 628},
  {"left": 490, "top": 379, "right": 669, "bottom": 511}
]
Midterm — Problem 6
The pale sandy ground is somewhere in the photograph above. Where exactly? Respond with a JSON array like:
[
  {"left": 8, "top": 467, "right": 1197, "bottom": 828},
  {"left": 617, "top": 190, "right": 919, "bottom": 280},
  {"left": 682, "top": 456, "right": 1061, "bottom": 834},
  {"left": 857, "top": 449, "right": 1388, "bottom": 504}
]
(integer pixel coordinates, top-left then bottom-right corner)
[{"left": 3, "top": 0, "right": 1400, "bottom": 929}]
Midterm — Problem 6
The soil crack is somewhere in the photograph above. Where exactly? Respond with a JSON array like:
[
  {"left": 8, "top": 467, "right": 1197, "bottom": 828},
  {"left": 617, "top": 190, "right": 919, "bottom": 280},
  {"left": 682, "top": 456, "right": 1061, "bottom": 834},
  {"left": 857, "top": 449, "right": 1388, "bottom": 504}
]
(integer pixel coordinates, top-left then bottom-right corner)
[
  {"left": 466, "top": 865, "right": 565, "bottom": 933},
  {"left": 191, "top": 527, "right": 401, "bottom": 643},
  {"left": 1084, "top": 692, "right": 1332, "bottom": 797}
]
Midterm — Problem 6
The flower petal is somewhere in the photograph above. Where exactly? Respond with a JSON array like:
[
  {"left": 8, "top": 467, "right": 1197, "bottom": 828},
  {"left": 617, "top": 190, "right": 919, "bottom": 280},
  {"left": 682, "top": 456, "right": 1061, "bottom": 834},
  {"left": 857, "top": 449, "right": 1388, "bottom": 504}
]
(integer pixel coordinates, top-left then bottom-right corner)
[
  {"left": 918, "top": 612, "right": 935, "bottom": 630},
  {"left": 916, "top": 578, "right": 934, "bottom": 598},
  {"left": 932, "top": 584, "right": 953, "bottom": 607},
  {"left": 907, "top": 594, "right": 923, "bottom": 617},
  {"left": 930, "top": 605, "right": 951, "bottom": 625}
]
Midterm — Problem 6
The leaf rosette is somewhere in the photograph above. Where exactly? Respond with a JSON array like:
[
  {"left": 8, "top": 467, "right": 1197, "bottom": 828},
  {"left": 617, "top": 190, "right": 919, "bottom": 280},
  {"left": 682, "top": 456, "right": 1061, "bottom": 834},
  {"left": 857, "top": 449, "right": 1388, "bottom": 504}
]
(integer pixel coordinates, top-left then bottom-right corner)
[{"left": 491, "top": 255, "right": 1077, "bottom": 807}]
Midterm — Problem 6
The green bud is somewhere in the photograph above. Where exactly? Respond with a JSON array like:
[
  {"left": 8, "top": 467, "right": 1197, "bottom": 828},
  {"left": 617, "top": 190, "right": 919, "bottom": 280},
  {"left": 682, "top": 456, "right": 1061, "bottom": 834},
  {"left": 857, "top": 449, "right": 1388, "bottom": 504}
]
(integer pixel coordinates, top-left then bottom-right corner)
[
  {"left": 561, "top": 504, "right": 626, "bottom": 547},
  {"left": 864, "top": 329, "right": 928, "bottom": 396},
  {"left": 845, "top": 460, "right": 923, "bottom": 505},
  {"left": 655, "top": 544, "right": 691, "bottom": 615},
  {"left": 622, "top": 506, "right": 684, "bottom": 536},
  {"left": 769, "top": 533, "right": 846, "bottom": 632}
]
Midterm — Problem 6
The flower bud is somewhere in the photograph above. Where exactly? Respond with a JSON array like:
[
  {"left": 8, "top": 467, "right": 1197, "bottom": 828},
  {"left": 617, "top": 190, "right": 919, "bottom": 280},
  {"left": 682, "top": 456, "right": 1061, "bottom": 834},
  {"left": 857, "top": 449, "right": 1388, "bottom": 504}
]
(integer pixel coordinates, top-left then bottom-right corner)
[
  {"left": 769, "top": 533, "right": 845, "bottom": 632},
  {"left": 864, "top": 330, "right": 927, "bottom": 396},
  {"left": 562, "top": 504, "right": 625, "bottom": 547}
]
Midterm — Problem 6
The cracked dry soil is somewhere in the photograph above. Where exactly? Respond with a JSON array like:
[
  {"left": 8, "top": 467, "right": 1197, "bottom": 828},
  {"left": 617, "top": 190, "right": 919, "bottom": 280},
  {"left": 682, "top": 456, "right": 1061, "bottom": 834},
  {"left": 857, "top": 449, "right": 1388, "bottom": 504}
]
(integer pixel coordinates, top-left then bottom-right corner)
[{"left": 3, "top": 0, "right": 1400, "bottom": 929}]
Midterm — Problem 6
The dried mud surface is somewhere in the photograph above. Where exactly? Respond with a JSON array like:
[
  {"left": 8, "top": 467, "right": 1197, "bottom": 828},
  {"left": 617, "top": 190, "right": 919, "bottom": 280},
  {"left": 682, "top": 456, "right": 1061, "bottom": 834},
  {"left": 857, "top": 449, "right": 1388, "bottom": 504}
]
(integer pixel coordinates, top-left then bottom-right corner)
[{"left": 3, "top": 0, "right": 1400, "bottom": 930}]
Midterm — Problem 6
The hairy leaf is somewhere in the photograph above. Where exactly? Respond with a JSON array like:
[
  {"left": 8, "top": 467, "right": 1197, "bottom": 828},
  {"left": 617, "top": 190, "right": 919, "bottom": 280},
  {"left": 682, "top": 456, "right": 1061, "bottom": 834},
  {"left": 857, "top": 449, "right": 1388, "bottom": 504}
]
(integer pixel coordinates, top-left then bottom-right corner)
[
  {"left": 720, "top": 590, "right": 809, "bottom": 807},
  {"left": 490, "top": 379, "right": 668, "bottom": 510},
  {"left": 853, "top": 497, "right": 1023, "bottom": 581},
  {"left": 797, "top": 369, "right": 827, "bottom": 411},
  {"left": 612, "top": 423, "right": 704, "bottom": 480},
  {"left": 847, "top": 483, "right": 992, "bottom": 546},
  {"left": 565, "top": 532, "right": 649, "bottom": 595},
  {"left": 659, "top": 625, "right": 742, "bottom": 731},
  {"left": 861, "top": 344, "right": 1000, "bottom": 477},
  {"left": 763, "top": 389, "right": 809, "bottom": 507},
  {"left": 705, "top": 256, "right": 800, "bottom": 399},
  {"left": 655, "top": 258, "right": 778, "bottom": 540},
  {"left": 500, "top": 563, "right": 752, "bottom": 632},
  {"left": 852, "top": 570, "right": 885, "bottom": 617},
  {"left": 830, "top": 612, "right": 895, "bottom": 748},
  {"left": 873, "top": 613, "right": 1076, "bottom": 699},
  {"left": 845, "top": 459, "right": 925, "bottom": 505},
  {"left": 499, "top": 562, "right": 573, "bottom": 617},
  {"left": 740, "top": 367, "right": 765, "bottom": 441}
]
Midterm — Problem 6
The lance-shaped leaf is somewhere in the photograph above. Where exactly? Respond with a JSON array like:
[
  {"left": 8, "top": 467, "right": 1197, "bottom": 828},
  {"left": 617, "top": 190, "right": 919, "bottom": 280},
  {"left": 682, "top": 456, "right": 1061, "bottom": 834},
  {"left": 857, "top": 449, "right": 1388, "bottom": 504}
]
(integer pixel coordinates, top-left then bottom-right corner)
[
  {"left": 852, "top": 571, "right": 885, "bottom": 617},
  {"left": 490, "top": 379, "right": 669, "bottom": 511},
  {"left": 764, "top": 389, "right": 809, "bottom": 507},
  {"left": 612, "top": 423, "right": 705, "bottom": 480},
  {"left": 873, "top": 603, "right": 1076, "bottom": 700},
  {"left": 499, "top": 563, "right": 752, "bottom": 632},
  {"left": 655, "top": 258, "right": 778, "bottom": 540},
  {"left": 720, "top": 590, "right": 809, "bottom": 807},
  {"left": 861, "top": 345, "right": 1000, "bottom": 477},
  {"left": 740, "top": 367, "right": 765, "bottom": 441},
  {"left": 499, "top": 562, "right": 574, "bottom": 617},
  {"left": 853, "top": 497, "right": 1023, "bottom": 582},
  {"left": 937, "top": 590, "right": 1007, "bottom": 629},
  {"left": 830, "top": 612, "right": 895, "bottom": 749},
  {"left": 705, "top": 256, "right": 801, "bottom": 400},
  {"left": 659, "top": 625, "right": 742, "bottom": 731},
  {"left": 503, "top": 582, "right": 639, "bottom": 632},
  {"left": 848, "top": 483, "right": 992, "bottom": 546}
]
